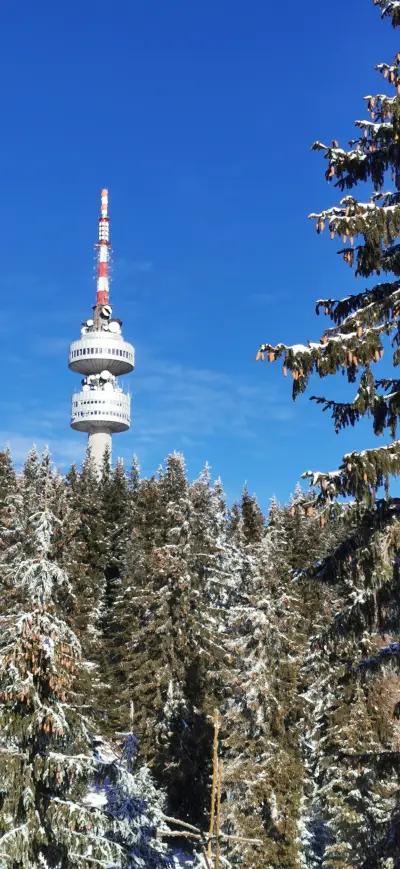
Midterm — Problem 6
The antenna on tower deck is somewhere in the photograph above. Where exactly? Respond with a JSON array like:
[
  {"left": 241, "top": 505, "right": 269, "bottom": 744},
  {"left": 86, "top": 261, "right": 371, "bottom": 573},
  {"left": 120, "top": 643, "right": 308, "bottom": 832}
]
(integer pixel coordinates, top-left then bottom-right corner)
[{"left": 96, "top": 187, "right": 110, "bottom": 307}]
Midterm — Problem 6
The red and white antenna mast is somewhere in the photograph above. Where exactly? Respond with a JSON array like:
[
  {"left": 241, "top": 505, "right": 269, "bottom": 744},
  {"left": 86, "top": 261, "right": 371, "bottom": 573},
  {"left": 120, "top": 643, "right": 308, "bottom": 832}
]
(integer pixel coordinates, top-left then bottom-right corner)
[{"left": 96, "top": 187, "right": 110, "bottom": 306}]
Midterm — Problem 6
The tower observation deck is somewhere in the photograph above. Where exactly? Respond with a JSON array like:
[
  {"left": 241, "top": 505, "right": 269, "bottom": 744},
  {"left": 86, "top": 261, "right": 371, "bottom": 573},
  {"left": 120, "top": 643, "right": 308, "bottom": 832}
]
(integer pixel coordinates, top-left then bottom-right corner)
[{"left": 68, "top": 189, "right": 134, "bottom": 469}]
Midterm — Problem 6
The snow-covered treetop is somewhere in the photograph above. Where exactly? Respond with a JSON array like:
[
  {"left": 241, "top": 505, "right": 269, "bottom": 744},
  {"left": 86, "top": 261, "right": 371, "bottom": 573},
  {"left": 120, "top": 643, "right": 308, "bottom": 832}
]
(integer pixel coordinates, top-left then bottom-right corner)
[
  {"left": 374, "top": 0, "right": 400, "bottom": 25},
  {"left": 14, "top": 510, "right": 71, "bottom": 606}
]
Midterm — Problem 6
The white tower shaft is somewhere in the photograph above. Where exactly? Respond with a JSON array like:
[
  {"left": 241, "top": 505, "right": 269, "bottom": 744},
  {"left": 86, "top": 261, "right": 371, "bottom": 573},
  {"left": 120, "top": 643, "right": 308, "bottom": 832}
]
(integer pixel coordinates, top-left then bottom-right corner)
[{"left": 88, "top": 429, "right": 112, "bottom": 470}]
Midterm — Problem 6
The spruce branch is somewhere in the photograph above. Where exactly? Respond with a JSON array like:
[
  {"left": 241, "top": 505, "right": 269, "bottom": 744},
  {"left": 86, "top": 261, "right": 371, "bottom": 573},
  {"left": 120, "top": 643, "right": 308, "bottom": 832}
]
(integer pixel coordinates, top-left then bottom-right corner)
[
  {"left": 316, "top": 280, "right": 400, "bottom": 329},
  {"left": 302, "top": 440, "right": 400, "bottom": 504},
  {"left": 294, "top": 499, "right": 400, "bottom": 586},
  {"left": 374, "top": 1, "right": 400, "bottom": 26},
  {"left": 311, "top": 369, "right": 400, "bottom": 437},
  {"left": 310, "top": 195, "right": 400, "bottom": 246},
  {"left": 257, "top": 325, "right": 386, "bottom": 398},
  {"left": 358, "top": 640, "right": 400, "bottom": 674}
]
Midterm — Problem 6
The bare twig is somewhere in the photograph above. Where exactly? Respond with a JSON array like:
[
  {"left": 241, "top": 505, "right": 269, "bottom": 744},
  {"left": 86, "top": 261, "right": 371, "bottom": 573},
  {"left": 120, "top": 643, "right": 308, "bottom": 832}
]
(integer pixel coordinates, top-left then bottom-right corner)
[
  {"left": 161, "top": 814, "right": 201, "bottom": 834},
  {"left": 208, "top": 709, "right": 221, "bottom": 862},
  {"left": 161, "top": 831, "right": 204, "bottom": 841},
  {"left": 159, "top": 828, "right": 262, "bottom": 846},
  {"left": 202, "top": 847, "right": 213, "bottom": 869},
  {"left": 215, "top": 759, "right": 223, "bottom": 869},
  {"left": 220, "top": 834, "right": 262, "bottom": 844}
]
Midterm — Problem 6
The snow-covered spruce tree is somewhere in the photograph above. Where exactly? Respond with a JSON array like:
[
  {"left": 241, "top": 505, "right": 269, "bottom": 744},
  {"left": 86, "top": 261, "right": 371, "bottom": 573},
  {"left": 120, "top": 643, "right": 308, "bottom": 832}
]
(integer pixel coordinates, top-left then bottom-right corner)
[
  {"left": 21, "top": 449, "right": 63, "bottom": 518},
  {"left": 112, "top": 454, "right": 214, "bottom": 827},
  {"left": 98, "top": 472, "right": 161, "bottom": 739},
  {"left": 220, "top": 493, "right": 340, "bottom": 869},
  {"left": 64, "top": 450, "right": 139, "bottom": 732},
  {"left": 0, "top": 504, "right": 123, "bottom": 867},
  {"left": 257, "top": 5, "right": 400, "bottom": 863},
  {"left": 294, "top": 516, "right": 400, "bottom": 869},
  {"left": 0, "top": 449, "right": 21, "bottom": 583},
  {"left": 62, "top": 450, "right": 110, "bottom": 728},
  {"left": 89, "top": 732, "right": 189, "bottom": 869},
  {"left": 64, "top": 449, "right": 106, "bottom": 639},
  {"left": 106, "top": 455, "right": 237, "bottom": 831},
  {"left": 99, "top": 456, "right": 135, "bottom": 672},
  {"left": 220, "top": 504, "right": 287, "bottom": 869},
  {"left": 0, "top": 449, "right": 16, "bottom": 513},
  {"left": 239, "top": 487, "right": 265, "bottom": 545},
  {"left": 0, "top": 474, "right": 183, "bottom": 868}
]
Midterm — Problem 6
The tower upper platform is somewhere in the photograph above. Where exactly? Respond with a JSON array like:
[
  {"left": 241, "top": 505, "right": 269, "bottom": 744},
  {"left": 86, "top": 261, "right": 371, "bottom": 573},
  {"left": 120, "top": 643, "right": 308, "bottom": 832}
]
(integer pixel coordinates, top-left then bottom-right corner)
[{"left": 69, "top": 330, "right": 134, "bottom": 376}]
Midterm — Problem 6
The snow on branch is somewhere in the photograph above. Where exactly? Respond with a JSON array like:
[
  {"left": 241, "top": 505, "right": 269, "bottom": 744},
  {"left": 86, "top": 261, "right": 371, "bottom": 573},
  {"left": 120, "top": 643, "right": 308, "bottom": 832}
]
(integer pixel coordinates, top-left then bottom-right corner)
[
  {"left": 309, "top": 194, "right": 400, "bottom": 248},
  {"left": 302, "top": 441, "right": 400, "bottom": 505},
  {"left": 315, "top": 279, "right": 400, "bottom": 328},
  {"left": 15, "top": 559, "right": 70, "bottom": 605},
  {"left": 311, "top": 87, "right": 400, "bottom": 191},
  {"left": 358, "top": 641, "right": 400, "bottom": 674},
  {"left": 294, "top": 500, "right": 398, "bottom": 584},
  {"left": 256, "top": 324, "right": 386, "bottom": 398},
  {"left": 374, "top": 2, "right": 400, "bottom": 25}
]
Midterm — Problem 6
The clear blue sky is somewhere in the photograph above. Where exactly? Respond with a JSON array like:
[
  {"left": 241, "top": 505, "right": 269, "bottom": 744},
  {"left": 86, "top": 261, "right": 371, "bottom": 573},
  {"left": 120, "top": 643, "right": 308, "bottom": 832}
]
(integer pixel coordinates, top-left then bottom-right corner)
[{"left": 0, "top": 0, "right": 397, "bottom": 507}]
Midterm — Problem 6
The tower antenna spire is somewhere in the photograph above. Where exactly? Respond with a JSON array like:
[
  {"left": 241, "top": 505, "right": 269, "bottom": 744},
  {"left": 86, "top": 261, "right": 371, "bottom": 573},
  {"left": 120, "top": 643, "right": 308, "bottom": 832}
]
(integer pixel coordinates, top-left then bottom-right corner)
[{"left": 96, "top": 187, "right": 110, "bottom": 307}]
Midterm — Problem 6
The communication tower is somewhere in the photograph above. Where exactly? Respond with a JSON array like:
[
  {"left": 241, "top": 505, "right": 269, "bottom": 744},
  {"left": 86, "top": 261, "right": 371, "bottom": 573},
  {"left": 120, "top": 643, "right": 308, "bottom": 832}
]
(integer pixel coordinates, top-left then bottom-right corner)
[{"left": 68, "top": 189, "right": 134, "bottom": 469}]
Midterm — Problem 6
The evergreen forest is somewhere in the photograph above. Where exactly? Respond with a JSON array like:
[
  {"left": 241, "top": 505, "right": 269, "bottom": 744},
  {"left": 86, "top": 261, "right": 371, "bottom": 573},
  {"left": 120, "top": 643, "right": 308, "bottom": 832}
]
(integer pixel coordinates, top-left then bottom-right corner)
[{"left": 4, "top": 1, "right": 400, "bottom": 867}]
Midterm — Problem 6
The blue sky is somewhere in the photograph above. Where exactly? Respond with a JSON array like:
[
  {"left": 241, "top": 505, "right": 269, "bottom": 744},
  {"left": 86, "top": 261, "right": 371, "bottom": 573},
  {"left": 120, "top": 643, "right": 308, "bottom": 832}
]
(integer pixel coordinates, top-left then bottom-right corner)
[{"left": 0, "top": 0, "right": 398, "bottom": 508}]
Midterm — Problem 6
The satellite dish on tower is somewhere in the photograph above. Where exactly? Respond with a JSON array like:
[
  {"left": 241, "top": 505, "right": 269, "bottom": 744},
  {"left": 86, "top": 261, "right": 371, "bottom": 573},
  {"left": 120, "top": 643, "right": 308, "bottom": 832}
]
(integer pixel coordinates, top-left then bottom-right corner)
[
  {"left": 108, "top": 321, "right": 121, "bottom": 334},
  {"left": 100, "top": 305, "right": 112, "bottom": 319}
]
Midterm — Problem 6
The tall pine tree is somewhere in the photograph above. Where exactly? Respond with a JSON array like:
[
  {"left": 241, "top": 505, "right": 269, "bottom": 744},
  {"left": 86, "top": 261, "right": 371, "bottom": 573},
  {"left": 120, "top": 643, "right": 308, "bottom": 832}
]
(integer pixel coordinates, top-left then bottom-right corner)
[{"left": 257, "top": 3, "right": 400, "bottom": 864}]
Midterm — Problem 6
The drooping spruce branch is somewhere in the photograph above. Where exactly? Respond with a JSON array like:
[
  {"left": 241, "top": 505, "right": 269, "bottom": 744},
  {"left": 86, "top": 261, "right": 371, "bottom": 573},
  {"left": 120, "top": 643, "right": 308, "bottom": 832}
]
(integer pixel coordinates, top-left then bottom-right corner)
[
  {"left": 310, "top": 51, "right": 400, "bottom": 192},
  {"left": 310, "top": 193, "right": 400, "bottom": 276},
  {"left": 295, "top": 500, "right": 400, "bottom": 645},
  {"left": 257, "top": 325, "right": 386, "bottom": 398},
  {"left": 311, "top": 369, "right": 400, "bottom": 437},
  {"left": 294, "top": 498, "right": 400, "bottom": 585},
  {"left": 316, "top": 281, "right": 400, "bottom": 332},
  {"left": 357, "top": 640, "right": 400, "bottom": 674},
  {"left": 301, "top": 441, "right": 400, "bottom": 503}
]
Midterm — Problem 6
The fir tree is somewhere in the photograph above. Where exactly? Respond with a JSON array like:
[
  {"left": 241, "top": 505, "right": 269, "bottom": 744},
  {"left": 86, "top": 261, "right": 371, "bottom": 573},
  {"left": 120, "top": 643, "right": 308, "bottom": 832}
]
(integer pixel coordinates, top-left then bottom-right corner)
[
  {"left": 0, "top": 462, "right": 186, "bottom": 868},
  {"left": 256, "top": 7, "right": 400, "bottom": 861},
  {"left": 0, "top": 450, "right": 20, "bottom": 581},
  {"left": 0, "top": 449, "right": 16, "bottom": 513},
  {"left": 124, "top": 453, "right": 211, "bottom": 825},
  {"left": 220, "top": 497, "right": 328, "bottom": 869},
  {"left": 62, "top": 449, "right": 108, "bottom": 724},
  {"left": 106, "top": 456, "right": 235, "bottom": 829},
  {"left": 0, "top": 506, "right": 122, "bottom": 868},
  {"left": 240, "top": 487, "right": 264, "bottom": 544}
]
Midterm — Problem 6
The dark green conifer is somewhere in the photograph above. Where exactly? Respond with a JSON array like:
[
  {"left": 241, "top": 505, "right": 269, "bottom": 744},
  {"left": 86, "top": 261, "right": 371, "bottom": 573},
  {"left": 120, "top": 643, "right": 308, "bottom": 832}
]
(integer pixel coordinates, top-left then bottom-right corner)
[
  {"left": 240, "top": 486, "right": 264, "bottom": 544},
  {"left": 257, "top": 4, "right": 400, "bottom": 862}
]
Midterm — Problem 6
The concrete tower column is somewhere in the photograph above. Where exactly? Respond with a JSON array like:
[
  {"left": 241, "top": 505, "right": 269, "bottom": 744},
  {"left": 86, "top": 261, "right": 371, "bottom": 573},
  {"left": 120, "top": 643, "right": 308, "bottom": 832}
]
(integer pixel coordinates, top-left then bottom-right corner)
[{"left": 88, "top": 429, "right": 112, "bottom": 472}]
